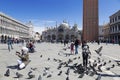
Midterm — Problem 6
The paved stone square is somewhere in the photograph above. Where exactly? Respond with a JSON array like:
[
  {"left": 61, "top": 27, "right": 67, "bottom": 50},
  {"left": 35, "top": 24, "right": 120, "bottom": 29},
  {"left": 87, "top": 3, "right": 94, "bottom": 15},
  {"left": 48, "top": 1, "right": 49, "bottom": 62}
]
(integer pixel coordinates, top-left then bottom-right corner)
[{"left": 0, "top": 42, "right": 120, "bottom": 80}]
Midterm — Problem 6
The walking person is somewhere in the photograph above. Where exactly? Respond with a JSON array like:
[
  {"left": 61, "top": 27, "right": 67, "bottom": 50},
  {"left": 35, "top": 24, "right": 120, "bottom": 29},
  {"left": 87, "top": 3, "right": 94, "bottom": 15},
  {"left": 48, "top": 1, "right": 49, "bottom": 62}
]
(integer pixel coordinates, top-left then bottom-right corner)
[
  {"left": 70, "top": 42, "right": 74, "bottom": 54},
  {"left": 74, "top": 38, "right": 80, "bottom": 54},
  {"left": 7, "top": 37, "right": 13, "bottom": 52}
]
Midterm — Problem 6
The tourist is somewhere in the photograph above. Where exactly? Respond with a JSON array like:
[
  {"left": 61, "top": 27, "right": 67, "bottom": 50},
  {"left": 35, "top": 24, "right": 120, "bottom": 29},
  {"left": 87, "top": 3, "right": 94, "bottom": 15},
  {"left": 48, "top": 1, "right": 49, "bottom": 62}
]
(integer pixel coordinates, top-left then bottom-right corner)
[
  {"left": 16, "top": 47, "right": 29, "bottom": 70},
  {"left": 70, "top": 42, "right": 74, "bottom": 54},
  {"left": 74, "top": 38, "right": 80, "bottom": 54},
  {"left": 82, "top": 41, "right": 91, "bottom": 70},
  {"left": 7, "top": 37, "right": 13, "bottom": 52}
]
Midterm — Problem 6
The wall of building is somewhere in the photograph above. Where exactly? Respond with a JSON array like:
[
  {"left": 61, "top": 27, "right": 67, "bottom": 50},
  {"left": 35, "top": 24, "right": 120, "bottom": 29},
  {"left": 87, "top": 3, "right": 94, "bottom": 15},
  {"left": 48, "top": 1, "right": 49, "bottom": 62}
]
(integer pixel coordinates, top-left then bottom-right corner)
[{"left": 0, "top": 12, "right": 30, "bottom": 43}]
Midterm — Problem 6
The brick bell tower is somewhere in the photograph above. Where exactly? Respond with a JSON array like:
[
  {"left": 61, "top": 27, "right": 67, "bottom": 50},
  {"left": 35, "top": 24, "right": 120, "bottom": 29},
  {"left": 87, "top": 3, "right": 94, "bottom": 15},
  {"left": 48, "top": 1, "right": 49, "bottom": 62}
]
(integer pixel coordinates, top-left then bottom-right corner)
[{"left": 83, "top": 0, "right": 99, "bottom": 41}]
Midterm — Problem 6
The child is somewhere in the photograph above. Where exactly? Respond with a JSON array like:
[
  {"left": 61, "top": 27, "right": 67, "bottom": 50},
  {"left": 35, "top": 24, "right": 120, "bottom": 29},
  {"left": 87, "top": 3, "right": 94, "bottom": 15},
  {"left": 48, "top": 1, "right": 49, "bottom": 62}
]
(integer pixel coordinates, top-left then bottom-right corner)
[{"left": 70, "top": 42, "right": 74, "bottom": 54}]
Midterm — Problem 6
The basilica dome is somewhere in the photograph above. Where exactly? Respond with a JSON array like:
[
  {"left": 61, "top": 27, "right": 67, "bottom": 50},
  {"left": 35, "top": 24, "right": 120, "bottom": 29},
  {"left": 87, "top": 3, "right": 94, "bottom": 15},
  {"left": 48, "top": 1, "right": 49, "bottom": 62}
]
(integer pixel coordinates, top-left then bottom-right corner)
[{"left": 59, "top": 22, "right": 69, "bottom": 29}]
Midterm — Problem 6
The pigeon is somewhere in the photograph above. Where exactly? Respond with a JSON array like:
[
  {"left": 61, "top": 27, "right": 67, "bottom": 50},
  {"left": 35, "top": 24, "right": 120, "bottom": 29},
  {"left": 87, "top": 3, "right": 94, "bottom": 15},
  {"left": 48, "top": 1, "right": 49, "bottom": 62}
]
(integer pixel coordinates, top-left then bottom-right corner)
[
  {"left": 106, "top": 67, "right": 110, "bottom": 70},
  {"left": 67, "top": 59, "right": 73, "bottom": 64},
  {"left": 27, "top": 71, "right": 35, "bottom": 79},
  {"left": 45, "top": 67, "right": 50, "bottom": 71},
  {"left": 78, "top": 73, "right": 84, "bottom": 78},
  {"left": 53, "top": 58, "right": 57, "bottom": 62},
  {"left": 4, "top": 69, "right": 10, "bottom": 77},
  {"left": 66, "top": 76, "right": 69, "bottom": 80},
  {"left": 98, "top": 64, "right": 102, "bottom": 72},
  {"left": 111, "top": 64, "right": 115, "bottom": 68},
  {"left": 40, "top": 55, "right": 42, "bottom": 58},
  {"left": 73, "top": 63, "right": 78, "bottom": 67},
  {"left": 90, "top": 64, "right": 97, "bottom": 74},
  {"left": 47, "top": 58, "right": 50, "bottom": 61},
  {"left": 73, "top": 57, "right": 77, "bottom": 60},
  {"left": 108, "top": 60, "right": 111, "bottom": 63},
  {"left": 57, "top": 65, "right": 62, "bottom": 70},
  {"left": 31, "top": 67, "right": 37, "bottom": 71},
  {"left": 96, "top": 74, "right": 101, "bottom": 80},
  {"left": 47, "top": 74, "right": 52, "bottom": 78},
  {"left": 58, "top": 71, "right": 62, "bottom": 76},
  {"left": 89, "top": 71, "right": 95, "bottom": 76},
  {"left": 98, "top": 59, "right": 101, "bottom": 63},
  {"left": 95, "top": 46, "right": 103, "bottom": 55},
  {"left": 78, "top": 56, "right": 80, "bottom": 59},
  {"left": 103, "top": 62, "right": 106, "bottom": 66},
  {"left": 116, "top": 62, "right": 120, "bottom": 66},
  {"left": 43, "top": 72, "right": 47, "bottom": 76},
  {"left": 65, "top": 68, "right": 70, "bottom": 75},
  {"left": 93, "top": 63, "right": 97, "bottom": 67},
  {"left": 38, "top": 75, "right": 42, "bottom": 80},
  {"left": 15, "top": 72, "right": 23, "bottom": 78}
]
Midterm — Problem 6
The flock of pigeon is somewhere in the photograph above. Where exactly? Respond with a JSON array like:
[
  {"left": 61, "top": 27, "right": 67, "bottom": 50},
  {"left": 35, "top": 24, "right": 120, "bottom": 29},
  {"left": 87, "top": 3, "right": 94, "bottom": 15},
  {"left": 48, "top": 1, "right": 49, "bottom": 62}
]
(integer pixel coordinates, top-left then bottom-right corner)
[{"left": 4, "top": 46, "right": 120, "bottom": 80}]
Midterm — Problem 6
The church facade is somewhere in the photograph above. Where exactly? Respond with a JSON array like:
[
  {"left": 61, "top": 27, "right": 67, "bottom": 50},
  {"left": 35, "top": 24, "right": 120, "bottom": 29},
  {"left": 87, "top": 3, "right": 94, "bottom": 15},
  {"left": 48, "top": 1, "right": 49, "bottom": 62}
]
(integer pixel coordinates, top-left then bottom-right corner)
[{"left": 42, "top": 22, "right": 81, "bottom": 42}]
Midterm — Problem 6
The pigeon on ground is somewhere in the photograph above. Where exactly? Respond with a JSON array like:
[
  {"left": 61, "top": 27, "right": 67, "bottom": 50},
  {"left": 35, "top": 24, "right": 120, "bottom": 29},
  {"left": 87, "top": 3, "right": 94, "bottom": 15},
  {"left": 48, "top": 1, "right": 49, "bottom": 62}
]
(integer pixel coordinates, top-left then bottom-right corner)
[
  {"left": 31, "top": 67, "right": 37, "bottom": 71},
  {"left": 27, "top": 71, "right": 35, "bottom": 79},
  {"left": 65, "top": 68, "right": 70, "bottom": 75},
  {"left": 66, "top": 76, "right": 69, "bottom": 80},
  {"left": 106, "top": 67, "right": 110, "bottom": 70},
  {"left": 40, "top": 55, "right": 42, "bottom": 58},
  {"left": 116, "top": 62, "right": 120, "bottom": 66},
  {"left": 48, "top": 58, "right": 50, "bottom": 61},
  {"left": 111, "top": 64, "right": 115, "bottom": 68},
  {"left": 89, "top": 71, "right": 95, "bottom": 76},
  {"left": 78, "top": 73, "right": 84, "bottom": 78},
  {"left": 78, "top": 56, "right": 80, "bottom": 59},
  {"left": 57, "top": 65, "right": 62, "bottom": 70},
  {"left": 58, "top": 70, "right": 62, "bottom": 76},
  {"left": 103, "top": 62, "right": 106, "bottom": 66},
  {"left": 47, "top": 74, "right": 52, "bottom": 78},
  {"left": 15, "top": 72, "right": 23, "bottom": 78},
  {"left": 108, "top": 60, "right": 111, "bottom": 63},
  {"left": 98, "top": 64, "right": 102, "bottom": 72},
  {"left": 38, "top": 75, "right": 42, "bottom": 80},
  {"left": 4, "top": 69, "right": 10, "bottom": 77},
  {"left": 43, "top": 72, "right": 47, "bottom": 76},
  {"left": 96, "top": 74, "right": 101, "bottom": 80},
  {"left": 45, "top": 67, "right": 50, "bottom": 71}
]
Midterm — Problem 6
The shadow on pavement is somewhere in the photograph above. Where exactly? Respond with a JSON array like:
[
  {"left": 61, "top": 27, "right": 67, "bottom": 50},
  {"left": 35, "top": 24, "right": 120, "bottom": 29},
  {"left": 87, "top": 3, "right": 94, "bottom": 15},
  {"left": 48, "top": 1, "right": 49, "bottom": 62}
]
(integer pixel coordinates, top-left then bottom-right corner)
[
  {"left": 97, "top": 73, "right": 120, "bottom": 77},
  {"left": 7, "top": 65, "right": 18, "bottom": 69}
]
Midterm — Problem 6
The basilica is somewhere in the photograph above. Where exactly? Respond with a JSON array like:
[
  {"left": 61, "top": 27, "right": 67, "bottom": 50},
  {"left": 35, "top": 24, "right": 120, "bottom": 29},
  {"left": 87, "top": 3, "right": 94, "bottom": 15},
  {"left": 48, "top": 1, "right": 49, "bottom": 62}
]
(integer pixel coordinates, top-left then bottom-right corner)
[{"left": 42, "top": 21, "right": 82, "bottom": 42}]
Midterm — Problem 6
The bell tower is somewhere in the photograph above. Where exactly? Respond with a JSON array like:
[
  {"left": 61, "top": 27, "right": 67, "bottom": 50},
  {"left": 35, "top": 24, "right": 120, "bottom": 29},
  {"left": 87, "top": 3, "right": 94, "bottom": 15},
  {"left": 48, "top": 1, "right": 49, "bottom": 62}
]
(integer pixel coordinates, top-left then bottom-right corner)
[{"left": 83, "top": 0, "right": 99, "bottom": 41}]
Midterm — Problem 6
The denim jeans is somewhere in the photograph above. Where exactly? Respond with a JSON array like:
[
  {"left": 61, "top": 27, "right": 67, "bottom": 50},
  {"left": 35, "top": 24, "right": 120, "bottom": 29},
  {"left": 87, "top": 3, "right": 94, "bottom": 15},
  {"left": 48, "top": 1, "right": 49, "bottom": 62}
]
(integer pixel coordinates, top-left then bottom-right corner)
[{"left": 75, "top": 45, "right": 78, "bottom": 54}]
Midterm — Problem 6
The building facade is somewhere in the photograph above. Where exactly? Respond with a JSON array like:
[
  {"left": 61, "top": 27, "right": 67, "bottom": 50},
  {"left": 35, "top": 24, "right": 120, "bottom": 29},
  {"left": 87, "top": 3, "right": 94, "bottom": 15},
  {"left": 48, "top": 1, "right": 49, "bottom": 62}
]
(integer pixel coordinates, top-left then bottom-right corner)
[
  {"left": 0, "top": 12, "right": 30, "bottom": 42},
  {"left": 109, "top": 10, "right": 120, "bottom": 43},
  {"left": 83, "top": 0, "right": 99, "bottom": 41},
  {"left": 42, "top": 22, "right": 81, "bottom": 42},
  {"left": 103, "top": 23, "right": 110, "bottom": 42},
  {"left": 99, "top": 25, "right": 104, "bottom": 41}
]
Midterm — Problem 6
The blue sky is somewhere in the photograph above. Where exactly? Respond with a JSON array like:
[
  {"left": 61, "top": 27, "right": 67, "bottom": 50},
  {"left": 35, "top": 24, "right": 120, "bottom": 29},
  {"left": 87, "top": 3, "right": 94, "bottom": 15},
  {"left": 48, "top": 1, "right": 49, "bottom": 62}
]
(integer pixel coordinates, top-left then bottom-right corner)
[{"left": 0, "top": 0, "right": 120, "bottom": 33}]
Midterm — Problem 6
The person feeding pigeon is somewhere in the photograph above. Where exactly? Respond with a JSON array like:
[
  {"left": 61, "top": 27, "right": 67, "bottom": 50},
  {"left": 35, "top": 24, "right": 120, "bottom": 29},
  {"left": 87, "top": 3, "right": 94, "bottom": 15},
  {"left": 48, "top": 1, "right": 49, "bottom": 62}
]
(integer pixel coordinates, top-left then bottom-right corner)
[
  {"left": 82, "top": 41, "right": 91, "bottom": 70},
  {"left": 16, "top": 46, "right": 30, "bottom": 70}
]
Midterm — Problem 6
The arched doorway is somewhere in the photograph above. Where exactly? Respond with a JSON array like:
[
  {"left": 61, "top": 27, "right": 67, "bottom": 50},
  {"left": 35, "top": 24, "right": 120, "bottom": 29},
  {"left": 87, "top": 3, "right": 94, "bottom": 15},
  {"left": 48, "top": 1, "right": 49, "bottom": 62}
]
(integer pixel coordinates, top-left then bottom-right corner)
[
  {"left": 52, "top": 35, "right": 56, "bottom": 40},
  {"left": 65, "top": 34, "right": 69, "bottom": 40},
  {"left": 47, "top": 35, "right": 51, "bottom": 42},
  {"left": 58, "top": 34, "right": 63, "bottom": 42}
]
